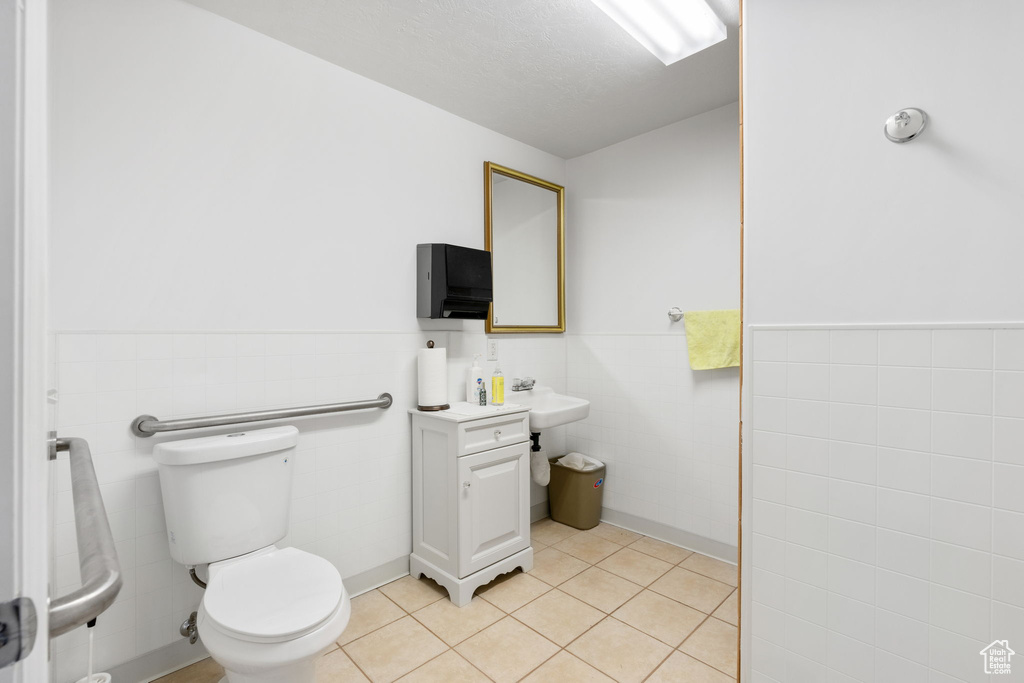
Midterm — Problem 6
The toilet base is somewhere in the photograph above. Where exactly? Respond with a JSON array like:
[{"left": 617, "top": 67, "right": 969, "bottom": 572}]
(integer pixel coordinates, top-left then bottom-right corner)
[{"left": 411, "top": 546, "right": 534, "bottom": 607}]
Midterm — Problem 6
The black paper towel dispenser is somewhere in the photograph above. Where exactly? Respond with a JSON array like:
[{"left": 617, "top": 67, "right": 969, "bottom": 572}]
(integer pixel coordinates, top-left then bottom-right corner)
[{"left": 417, "top": 243, "right": 492, "bottom": 319}]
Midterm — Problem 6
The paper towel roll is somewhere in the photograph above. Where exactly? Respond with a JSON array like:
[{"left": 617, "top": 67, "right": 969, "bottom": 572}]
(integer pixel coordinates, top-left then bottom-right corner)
[{"left": 417, "top": 344, "right": 449, "bottom": 410}]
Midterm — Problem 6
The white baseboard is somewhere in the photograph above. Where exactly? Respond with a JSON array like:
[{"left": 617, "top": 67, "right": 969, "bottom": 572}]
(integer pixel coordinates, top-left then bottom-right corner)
[
  {"left": 109, "top": 637, "right": 210, "bottom": 683},
  {"left": 600, "top": 508, "right": 738, "bottom": 564},
  {"left": 530, "top": 500, "right": 549, "bottom": 523}
]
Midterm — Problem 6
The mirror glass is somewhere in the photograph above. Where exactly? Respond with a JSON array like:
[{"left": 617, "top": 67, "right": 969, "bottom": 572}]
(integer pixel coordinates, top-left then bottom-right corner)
[{"left": 484, "top": 162, "right": 565, "bottom": 333}]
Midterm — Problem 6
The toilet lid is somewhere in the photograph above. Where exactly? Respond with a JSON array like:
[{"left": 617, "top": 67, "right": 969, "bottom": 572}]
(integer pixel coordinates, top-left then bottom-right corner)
[{"left": 204, "top": 548, "right": 343, "bottom": 642}]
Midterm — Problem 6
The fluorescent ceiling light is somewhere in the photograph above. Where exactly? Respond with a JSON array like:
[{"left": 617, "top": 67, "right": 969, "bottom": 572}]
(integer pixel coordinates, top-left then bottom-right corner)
[{"left": 590, "top": 0, "right": 727, "bottom": 65}]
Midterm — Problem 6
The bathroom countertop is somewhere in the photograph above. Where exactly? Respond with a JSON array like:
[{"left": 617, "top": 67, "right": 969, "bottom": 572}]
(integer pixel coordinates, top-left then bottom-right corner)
[{"left": 408, "top": 402, "right": 530, "bottom": 423}]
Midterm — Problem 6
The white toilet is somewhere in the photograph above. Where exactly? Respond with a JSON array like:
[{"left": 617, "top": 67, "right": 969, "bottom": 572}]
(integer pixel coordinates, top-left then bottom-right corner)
[{"left": 153, "top": 426, "right": 350, "bottom": 683}]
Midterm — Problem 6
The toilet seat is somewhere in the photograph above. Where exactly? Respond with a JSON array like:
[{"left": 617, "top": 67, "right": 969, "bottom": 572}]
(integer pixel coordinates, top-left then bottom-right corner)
[{"left": 203, "top": 547, "right": 343, "bottom": 644}]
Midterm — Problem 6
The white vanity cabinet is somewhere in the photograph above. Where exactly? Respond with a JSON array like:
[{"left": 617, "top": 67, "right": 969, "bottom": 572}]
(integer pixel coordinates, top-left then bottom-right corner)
[{"left": 409, "top": 405, "right": 533, "bottom": 606}]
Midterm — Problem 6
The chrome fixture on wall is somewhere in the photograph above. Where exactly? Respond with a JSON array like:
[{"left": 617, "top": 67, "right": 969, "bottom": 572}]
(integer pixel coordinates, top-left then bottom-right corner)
[
  {"left": 884, "top": 108, "right": 928, "bottom": 143},
  {"left": 131, "top": 393, "right": 393, "bottom": 437}
]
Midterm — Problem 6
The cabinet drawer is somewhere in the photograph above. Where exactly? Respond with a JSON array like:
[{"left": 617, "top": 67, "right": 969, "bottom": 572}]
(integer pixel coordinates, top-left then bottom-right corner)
[{"left": 457, "top": 412, "right": 529, "bottom": 457}]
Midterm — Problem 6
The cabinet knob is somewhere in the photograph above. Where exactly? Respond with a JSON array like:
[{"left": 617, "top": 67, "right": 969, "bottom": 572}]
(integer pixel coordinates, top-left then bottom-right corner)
[
  {"left": 463, "top": 481, "right": 471, "bottom": 488},
  {"left": 494, "top": 429, "right": 502, "bottom": 439}
]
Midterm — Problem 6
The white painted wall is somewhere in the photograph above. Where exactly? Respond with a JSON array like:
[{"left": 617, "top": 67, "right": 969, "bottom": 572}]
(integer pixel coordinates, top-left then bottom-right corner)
[
  {"left": 743, "top": 1, "right": 1024, "bottom": 680},
  {"left": 744, "top": 0, "right": 1024, "bottom": 327},
  {"left": 565, "top": 106, "right": 741, "bottom": 551},
  {"left": 47, "top": 0, "right": 564, "bottom": 679},
  {"left": 49, "top": 0, "right": 563, "bottom": 333},
  {"left": 566, "top": 104, "right": 740, "bottom": 335}
]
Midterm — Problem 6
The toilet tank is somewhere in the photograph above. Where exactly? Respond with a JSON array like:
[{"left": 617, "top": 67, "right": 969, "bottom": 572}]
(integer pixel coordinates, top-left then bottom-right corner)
[{"left": 153, "top": 426, "right": 298, "bottom": 565}]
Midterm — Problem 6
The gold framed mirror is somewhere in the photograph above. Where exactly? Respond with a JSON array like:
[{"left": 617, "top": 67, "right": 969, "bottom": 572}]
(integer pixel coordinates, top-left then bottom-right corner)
[{"left": 484, "top": 162, "right": 565, "bottom": 334}]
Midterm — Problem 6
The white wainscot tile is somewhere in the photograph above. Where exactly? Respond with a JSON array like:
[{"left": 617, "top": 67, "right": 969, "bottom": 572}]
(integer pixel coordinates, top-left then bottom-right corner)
[
  {"left": 785, "top": 579, "right": 827, "bottom": 626},
  {"left": 993, "top": 463, "right": 1024, "bottom": 513},
  {"left": 931, "top": 411, "right": 993, "bottom": 460},
  {"left": 992, "top": 602, "right": 1024, "bottom": 649},
  {"left": 787, "top": 330, "right": 830, "bottom": 364},
  {"left": 875, "top": 608, "right": 929, "bottom": 666},
  {"left": 754, "top": 361, "right": 787, "bottom": 398},
  {"left": 786, "top": 472, "right": 828, "bottom": 513},
  {"left": 830, "top": 330, "right": 878, "bottom": 365},
  {"left": 928, "top": 626, "right": 988, "bottom": 683},
  {"left": 929, "top": 584, "right": 990, "bottom": 642},
  {"left": 876, "top": 528, "right": 929, "bottom": 579},
  {"left": 753, "top": 532, "right": 787, "bottom": 574},
  {"left": 931, "top": 498, "right": 991, "bottom": 552},
  {"left": 787, "top": 363, "right": 829, "bottom": 401},
  {"left": 826, "top": 592, "right": 874, "bottom": 645},
  {"left": 878, "top": 330, "right": 931, "bottom": 368},
  {"left": 754, "top": 465, "right": 787, "bottom": 504},
  {"left": 876, "top": 488, "right": 930, "bottom": 538},
  {"left": 828, "top": 555, "right": 875, "bottom": 605},
  {"left": 994, "top": 418, "right": 1024, "bottom": 465},
  {"left": 931, "top": 455, "right": 992, "bottom": 506},
  {"left": 828, "top": 517, "right": 875, "bottom": 564},
  {"left": 753, "top": 430, "right": 787, "bottom": 468},
  {"left": 826, "top": 631, "right": 874, "bottom": 682},
  {"left": 753, "top": 500, "right": 787, "bottom": 540},
  {"left": 136, "top": 334, "right": 173, "bottom": 360},
  {"left": 752, "top": 330, "right": 788, "bottom": 362},
  {"left": 784, "top": 614, "right": 827, "bottom": 665},
  {"left": 753, "top": 397, "right": 787, "bottom": 433},
  {"left": 786, "top": 507, "right": 828, "bottom": 551},
  {"left": 932, "top": 369, "right": 993, "bottom": 415},
  {"left": 830, "top": 364, "right": 877, "bottom": 405},
  {"left": 877, "top": 447, "right": 929, "bottom": 494},
  {"left": 829, "top": 403, "right": 876, "bottom": 445},
  {"left": 929, "top": 540, "right": 991, "bottom": 597},
  {"left": 787, "top": 399, "right": 829, "bottom": 439},
  {"left": 785, "top": 542, "right": 828, "bottom": 589},
  {"left": 877, "top": 407, "right": 930, "bottom": 452},
  {"left": 828, "top": 441, "right": 876, "bottom": 484},
  {"left": 994, "top": 371, "right": 1024, "bottom": 418},
  {"left": 932, "top": 329, "right": 993, "bottom": 369},
  {"left": 995, "top": 329, "right": 1024, "bottom": 371},
  {"left": 828, "top": 479, "right": 876, "bottom": 524},
  {"left": 993, "top": 509, "right": 1024, "bottom": 561},
  {"left": 877, "top": 366, "right": 930, "bottom": 410},
  {"left": 993, "top": 556, "right": 1024, "bottom": 609},
  {"left": 787, "top": 436, "right": 828, "bottom": 476},
  {"left": 876, "top": 568, "right": 927, "bottom": 621}
]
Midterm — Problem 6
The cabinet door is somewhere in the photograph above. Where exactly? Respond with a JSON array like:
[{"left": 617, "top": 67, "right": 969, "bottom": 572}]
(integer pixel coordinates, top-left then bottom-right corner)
[{"left": 457, "top": 442, "right": 530, "bottom": 578}]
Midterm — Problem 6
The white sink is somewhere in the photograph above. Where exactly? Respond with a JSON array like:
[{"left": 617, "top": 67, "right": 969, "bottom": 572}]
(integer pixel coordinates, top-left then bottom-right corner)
[{"left": 513, "top": 386, "right": 590, "bottom": 430}]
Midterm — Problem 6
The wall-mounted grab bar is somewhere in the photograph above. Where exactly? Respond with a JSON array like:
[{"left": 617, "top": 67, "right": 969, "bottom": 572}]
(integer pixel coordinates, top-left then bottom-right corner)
[
  {"left": 130, "top": 392, "right": 394, "bottom": 437},
  {"left": 49, "top": 437, "right": 123, "bottom": 637}
]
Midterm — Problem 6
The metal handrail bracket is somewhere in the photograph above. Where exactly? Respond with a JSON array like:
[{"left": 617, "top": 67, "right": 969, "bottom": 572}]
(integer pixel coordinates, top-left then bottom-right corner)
[
  {"left": 131, "top": 392, "right": 393, "bottom": 437},
  {"left": 49, "top": 437, "right": 123, "bottom": 637}
]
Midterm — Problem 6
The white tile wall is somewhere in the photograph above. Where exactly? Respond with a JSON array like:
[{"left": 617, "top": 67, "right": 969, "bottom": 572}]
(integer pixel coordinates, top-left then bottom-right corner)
[
  {"left": 749, "top": 326, "right": 1024, "bottom": 683},
  {"left": 48, "top": 330, "right": 568, "bottom": 682},
  {"left": 565, "top": 334, "right": 740, "bottom": 546}
]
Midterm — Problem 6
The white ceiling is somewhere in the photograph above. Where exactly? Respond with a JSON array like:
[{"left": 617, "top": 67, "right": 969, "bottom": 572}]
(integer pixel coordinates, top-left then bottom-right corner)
[{"left": 181, "top": 0, "right": 740, "bottom": 159}]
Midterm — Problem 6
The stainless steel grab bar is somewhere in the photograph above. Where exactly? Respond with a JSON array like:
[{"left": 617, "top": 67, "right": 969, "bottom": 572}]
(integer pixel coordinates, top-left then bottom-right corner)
[
  {"left": 130, "top": 392, "right": 394, "bottom": 437},
  {"left": 49, "top": 438, "right": 123, "bottom": 637}
]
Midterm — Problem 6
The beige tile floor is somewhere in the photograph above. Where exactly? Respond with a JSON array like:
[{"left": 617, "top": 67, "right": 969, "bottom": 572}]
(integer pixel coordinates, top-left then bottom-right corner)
[{"left": 157, "top": 519, "right": 738, "bottom": 683}]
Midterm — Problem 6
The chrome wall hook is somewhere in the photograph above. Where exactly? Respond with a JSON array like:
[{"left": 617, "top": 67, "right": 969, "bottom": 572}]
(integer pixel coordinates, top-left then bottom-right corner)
[{"left": 885, "top": 108, "right": 928, "bottom": 143}]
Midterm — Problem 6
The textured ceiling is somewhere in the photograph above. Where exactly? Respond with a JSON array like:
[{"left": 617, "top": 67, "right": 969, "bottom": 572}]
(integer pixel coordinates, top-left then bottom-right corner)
[{"left": 181, "top": 0, "right": 740, "bottom": 159}]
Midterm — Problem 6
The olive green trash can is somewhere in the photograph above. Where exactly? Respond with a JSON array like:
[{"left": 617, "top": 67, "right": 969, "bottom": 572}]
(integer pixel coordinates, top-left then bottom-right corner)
[{"left": 547, "top": 454, "right": 606, "bottom": 530}]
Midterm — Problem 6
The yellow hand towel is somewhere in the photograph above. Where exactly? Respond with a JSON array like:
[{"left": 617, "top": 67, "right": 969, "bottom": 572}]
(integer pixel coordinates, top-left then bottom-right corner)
[{"left": 683, "top": 309, "right": 741, "bottom": 370}]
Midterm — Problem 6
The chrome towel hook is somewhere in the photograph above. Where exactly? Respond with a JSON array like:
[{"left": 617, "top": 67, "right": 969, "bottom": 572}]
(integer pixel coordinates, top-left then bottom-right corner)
[
  {"left": 885, "top": 108, "right": 927, "bottom": 143},
  {"left": 668, "top": 307, "right": 684, "bottom": 322}
]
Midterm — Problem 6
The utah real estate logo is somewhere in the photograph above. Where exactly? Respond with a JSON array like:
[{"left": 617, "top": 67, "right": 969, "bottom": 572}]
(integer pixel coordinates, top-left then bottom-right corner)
[{"left": 980, "top": 640, "right": 1015, "bottom": 675}]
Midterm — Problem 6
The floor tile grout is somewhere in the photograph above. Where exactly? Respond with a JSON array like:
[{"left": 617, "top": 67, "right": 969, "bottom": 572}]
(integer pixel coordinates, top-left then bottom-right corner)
[{"left": 161, "top": 520, "right": 737, "bottom": 682}]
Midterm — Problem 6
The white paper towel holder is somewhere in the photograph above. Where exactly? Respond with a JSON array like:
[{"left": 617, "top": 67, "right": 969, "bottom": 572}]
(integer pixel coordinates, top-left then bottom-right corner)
[{"left": 417, "top": 340, "right": 450, "bottom": 412}]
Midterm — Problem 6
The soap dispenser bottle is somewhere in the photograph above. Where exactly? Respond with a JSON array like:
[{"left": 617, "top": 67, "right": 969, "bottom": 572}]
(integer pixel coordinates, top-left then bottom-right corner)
[
  {"left": 467, "top": 355, "right": 485, "bottom": 403},
  {"left": 491, "top": 363, "right": 505, "bottom": 406}
]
